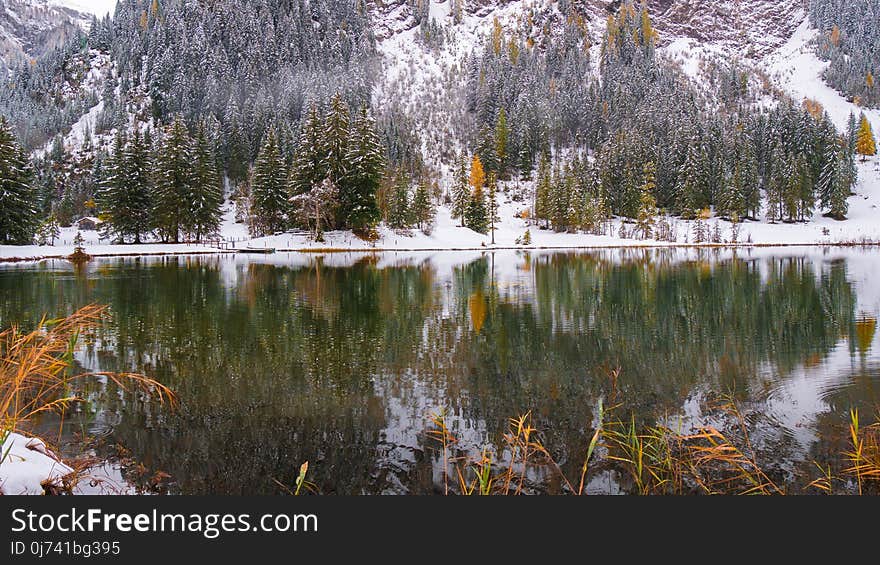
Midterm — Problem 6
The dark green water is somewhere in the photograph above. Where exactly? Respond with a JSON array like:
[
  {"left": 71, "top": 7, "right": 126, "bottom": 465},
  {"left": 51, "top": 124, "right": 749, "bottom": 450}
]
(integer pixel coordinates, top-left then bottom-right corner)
[{"left": 1, "top": 249, "right": 878, "bottom": 494}]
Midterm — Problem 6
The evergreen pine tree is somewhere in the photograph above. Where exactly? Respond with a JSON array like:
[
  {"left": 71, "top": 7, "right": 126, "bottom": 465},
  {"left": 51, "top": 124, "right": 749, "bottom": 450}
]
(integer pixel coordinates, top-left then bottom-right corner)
[
  {"left": 385, "top": 171, "right": 411, "bottom": 229},
  {"left": 98, "top": 129, "right": 131, "bottom": 243},
  {"left": 343, "top": 106, "right": 385, "bottom": 230},
  {"left": 817, "top": 132, "right": 840, "bottom": 210},
  {"left": 126, "top": 128, "right": 154, "bottom": 243},
  {"left": 153, "top": 116, "right": 196, "bottom": 243},
  {"left": 251, "top": 127, "right": 289, "bottom": 236},
  {"left": 290, "top": 105, "right": 327, "bottom": 197},
  {"left": 486, "top": 172, "right": 499, "bottom": 243},
  {"left": 224, "top": 102, "right": 250, "bottom": 185},
  {"left": 323, "top": 94, "right": 351, "bottom": 225},
  {"left": 35, "top": 214, "right": 60, "bottom": 246},
  {"left": 0, "top": 117, "right": 37, "bottom": 244},
  {"left": 191, "top": 123, "right": 224, "bottom": 241},
  {"left": 475, "top": 125, "right": 498, "bottom": 175},
  {"left": 411, "top": 179, "right": 435, "bottom": 233},
  {"left": 100, "top": 128, "right": 154, "bottom": 244},
  {"left": 534, "top": 152, "right": 551, "bottom": 228},
  {"left": 796, "top": 154, "right": 815, "bottom": 222},
  {"left": 828, "top": 150, "right": 852, "bottom": 221},
  {"left": 466, "top": 183, "right": 489, "bottom": 234},
  {"left": 494, "top": 108, "right": 510, "bottom": 179},
  {"left": 637, "top": 161, "right": 658, "bottom": 239},
  {"left": 517, "top": 142, "right": 533, "bottom": 181},
  {"left": 677, "top": 143, "right": 703, "bottom": 219},
  {"left": 451, "top": 157, "right": 471, "bottom": 224},
  {"left": 827, "top": 125, "right": 857, "bottom": 220},
  {"left": 724, "top": 126, "right": 758, "bottom": 220},
  {"left": 549, "top": 165, "right": 571, "bottom": 231}
]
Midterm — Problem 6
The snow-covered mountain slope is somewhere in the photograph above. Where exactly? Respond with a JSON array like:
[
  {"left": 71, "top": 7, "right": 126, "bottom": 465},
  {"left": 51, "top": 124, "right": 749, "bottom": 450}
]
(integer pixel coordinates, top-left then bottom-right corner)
[
  {"left": 372, "top": 0, "right": 808, "bottom": 174},
  {"left": 49, "top": 0, "right": 116, "bottom": 18},
  {"left": 0, "top": 0, "right": 90, "bottom": 74}
]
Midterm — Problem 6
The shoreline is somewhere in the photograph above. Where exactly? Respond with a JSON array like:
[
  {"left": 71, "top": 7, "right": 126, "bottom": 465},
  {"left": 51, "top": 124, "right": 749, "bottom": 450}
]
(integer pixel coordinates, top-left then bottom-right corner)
[{"left": 2, "top": 241, "right": 880, "bottom": 264}]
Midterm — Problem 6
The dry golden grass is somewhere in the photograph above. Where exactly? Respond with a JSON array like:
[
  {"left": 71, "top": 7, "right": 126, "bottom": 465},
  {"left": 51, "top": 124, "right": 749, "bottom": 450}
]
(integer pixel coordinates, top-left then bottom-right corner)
[
  {"left": 1, "top": 304, "right": 174, "bottom": 443},
  {"left": 429, "top": 409, "right": 602, "bottom": 496},
  {"left": 845, "top": 410, "right": 880, "bottom": 494}
]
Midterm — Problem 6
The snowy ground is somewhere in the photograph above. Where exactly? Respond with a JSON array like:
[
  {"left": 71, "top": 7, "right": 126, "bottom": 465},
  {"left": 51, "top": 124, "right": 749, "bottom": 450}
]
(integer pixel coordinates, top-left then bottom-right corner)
[
  {"left": 0, "top": 205, "right": 248, "bottom": 262},
  {"left": 0, "top": 433, "right": 73, "bottom": 495}
]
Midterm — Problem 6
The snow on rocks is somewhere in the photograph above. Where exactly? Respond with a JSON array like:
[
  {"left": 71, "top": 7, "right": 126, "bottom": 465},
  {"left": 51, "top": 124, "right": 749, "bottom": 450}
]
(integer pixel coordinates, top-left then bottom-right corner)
[{"left": 0, "top": 432, "right": 74, "bottom": 495}]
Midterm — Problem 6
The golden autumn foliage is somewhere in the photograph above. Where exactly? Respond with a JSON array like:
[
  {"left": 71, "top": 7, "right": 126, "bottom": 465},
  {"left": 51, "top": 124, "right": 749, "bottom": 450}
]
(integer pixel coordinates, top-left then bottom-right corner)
[
  {"left": 492, "top": 17, "right": 503, "bottom": 55},
  {"left": 469, "top": 291, "right": 487, "bottom": 334},
  {"left": 508, "top": 39, "right": 519, "bottom": 64},
  {"left": 803, "top": 98, "right": 824, "bottom": 120},
  {"left": 640, "top": 5, "right": 656, "bottom": 45},
  {"left": 854, "top": 317, "right": 877, "bottom": 354},
  {"left": 1, "top": 306, "right": 174, "bottom": 436},
  {"left": 856, "top": 115, "right": 877, "bottom": 160},
  {"left": 469, "top": 155, "right": 485, "bottom": 191}
]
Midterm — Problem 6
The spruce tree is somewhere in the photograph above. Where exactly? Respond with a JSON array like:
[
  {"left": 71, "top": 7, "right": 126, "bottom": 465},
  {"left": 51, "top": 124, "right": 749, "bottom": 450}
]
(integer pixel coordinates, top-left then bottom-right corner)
[
  {"left": 465, "top": 183, "right": 489, "bottom": 234},
  {"left": 191, "top": 124, "right": 224, "bottom": 241},
  {"left": 828, "top": 151, "right": 852, "bottom": 221},
  {"left": 677, "top": 143, "right": 703, "bottom": 219},
  {"left": 549, "top": 165, "right": 571, "bottom": 231},
  {"left": 153, "top": 116, "right": 195, "bottom": 243},
  {"left": 251, "top": 127, "right": 289, "bottom": 236},
  {"left": 534, "top": 152, "right": 551, "bottom": 228},
  {"left": 0, "top": 117, "right": 37, "bottom": 244},
  {"left": 451, "top": 157, "right": 471, "bottom": 224},
  {"left": 224, "top": 102, "right": 250, "bottom": 185},
  {"left": 100, "top": 128, "right": 154, "bottom": 243},
  {"left": 323, "top": 94, "right": 351, "bottom": 225},
  {"left": 411, "top": 179, "right": 435, "bottom": 233},
  {"left": 637, "top": 161, "right": 658, "bottom": 239},
  {"left": 494, "top": 108, "right": 510, "bottom": 179},
  {"left": 818, "top": 145, "right": 837, "bottom": 206},
  {"left": 486, "top": 172, "right": 499, "bottom": 243},
  {"left": 35, "top": 214, "right": 60, "bottom": 246},
  {"left": 126, "top": 128, "right": 154, "bottom": 243},
  {"left": 475, "top": 125, "right": 498, "bottom": 175},
  {"left": 827, "top": 128, "right": 856, "bottom": 220},
  {"left": 729, "top": 126, "right": 759, "bottom": 220},
  {"left": 289, "top": 105, "right": 327, "bottom": 197},
  {"left": 99, "top": 129, "right": 131, "bottom": 243},
  {"left": 517, "top": 143, "right": 533, "bottom": 181},
  {"left": 385, "top": 171, "right": 411, "bottom": 229},
  {"left": 343, "top": 106, "right": 384, "bottom": 230}
]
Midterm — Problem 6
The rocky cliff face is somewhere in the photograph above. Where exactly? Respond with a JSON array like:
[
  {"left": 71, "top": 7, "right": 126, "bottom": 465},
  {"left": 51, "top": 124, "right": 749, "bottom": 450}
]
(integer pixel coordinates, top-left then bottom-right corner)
[
  {"left": 369, "top": 0, "right": 804, "bottom": 56},
  {"left": 0, "top": 0, "right": 88, "bottom": 74},
  {"left": 648, "top": 0, "right": 804, "bottom": 55}
]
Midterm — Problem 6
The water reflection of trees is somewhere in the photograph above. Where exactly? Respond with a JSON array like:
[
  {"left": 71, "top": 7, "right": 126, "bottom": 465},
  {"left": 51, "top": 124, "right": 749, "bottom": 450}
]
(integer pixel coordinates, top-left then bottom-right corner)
[{"left": 0, "top": 251, "right": 868, "bottom": 493}]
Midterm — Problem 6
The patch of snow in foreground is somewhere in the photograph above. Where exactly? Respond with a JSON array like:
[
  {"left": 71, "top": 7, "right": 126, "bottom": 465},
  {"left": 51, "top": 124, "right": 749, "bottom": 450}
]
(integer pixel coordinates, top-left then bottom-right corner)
[{"left": 0, "top": 433, "right": 73, "bottom": 495}]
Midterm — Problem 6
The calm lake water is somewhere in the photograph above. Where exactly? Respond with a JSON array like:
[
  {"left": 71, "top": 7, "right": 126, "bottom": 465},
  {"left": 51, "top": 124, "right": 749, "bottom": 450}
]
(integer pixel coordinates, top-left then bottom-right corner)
[{"left": 1, "top": 248, "right": 878, "bottom": 494}]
